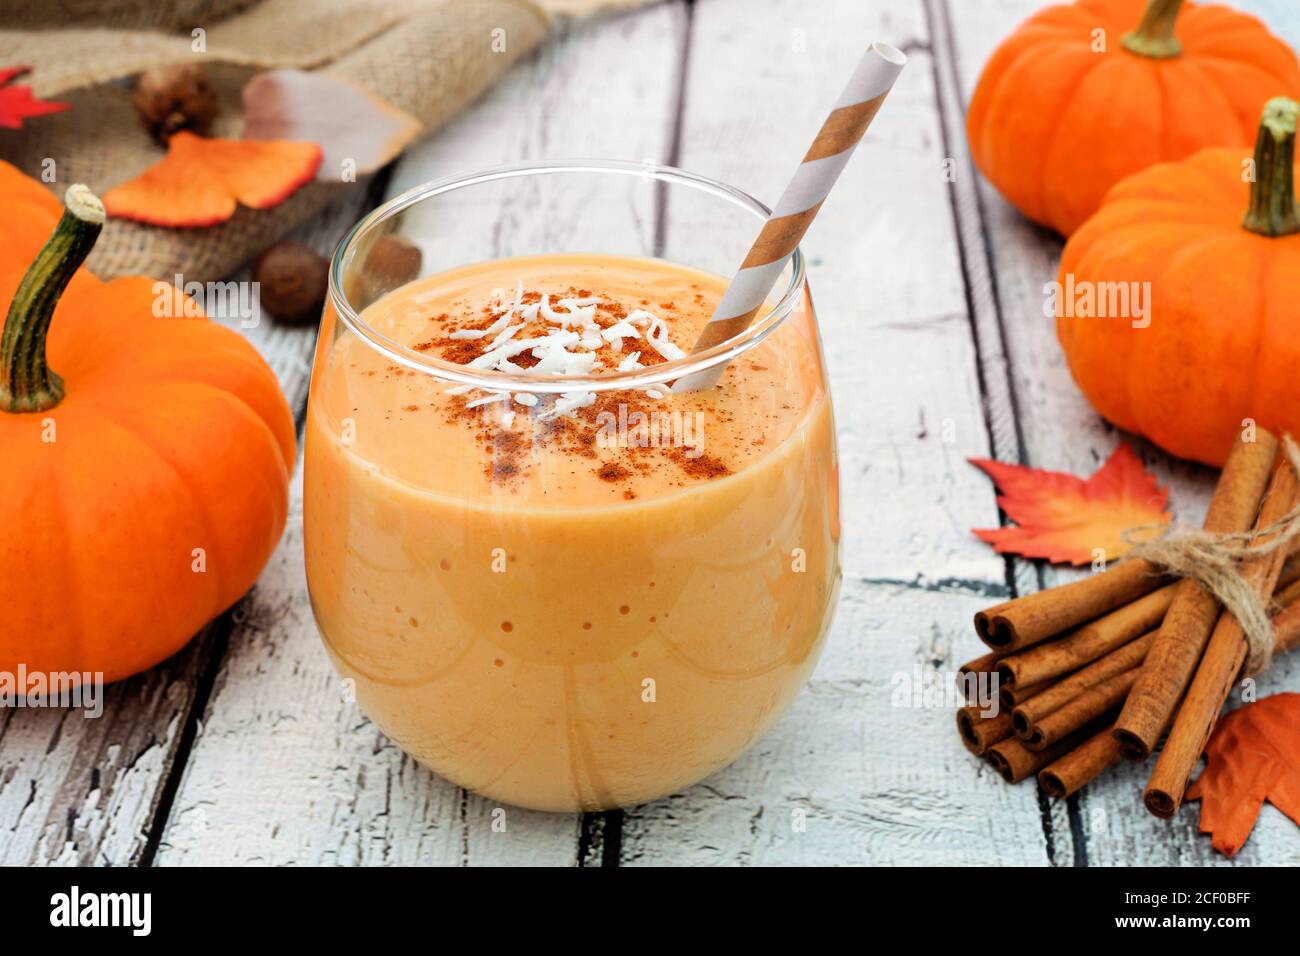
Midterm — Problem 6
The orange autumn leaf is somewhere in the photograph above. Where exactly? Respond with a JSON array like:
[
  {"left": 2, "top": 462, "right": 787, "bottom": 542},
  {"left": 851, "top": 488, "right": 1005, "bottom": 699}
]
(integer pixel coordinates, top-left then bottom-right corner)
[
  {"left": 0, "top": 66, "right": 69, "bottom": 129},
  {"left": 1186, "top": 693, "right": 1300, "bottom": 859},
  {"left": 970, "top": 443, "right": 1169, "bottom": 566},
  {"left": 103, "top": 131, "right": 321, "bottom": 228}
]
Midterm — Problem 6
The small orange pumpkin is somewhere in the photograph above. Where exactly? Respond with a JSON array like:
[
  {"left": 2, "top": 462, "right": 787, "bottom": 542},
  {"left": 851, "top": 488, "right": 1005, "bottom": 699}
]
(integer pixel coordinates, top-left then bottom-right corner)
[
  {"left": 1057, "top": 98, "right": 1300, "bottom": 467},
  {"left": 0, "top": 162, "right": 295, "bottom": 684},
  {"left": 968, "top": 0, "right": 1300, "bottom": 236}
]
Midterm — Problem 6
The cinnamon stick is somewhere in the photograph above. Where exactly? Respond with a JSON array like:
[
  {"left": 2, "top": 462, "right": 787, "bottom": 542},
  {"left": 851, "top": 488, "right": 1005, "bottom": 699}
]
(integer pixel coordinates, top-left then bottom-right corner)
[
  {"left": 1013, "top": 632, "right": 1152, "bottom": 738},
  {"left": 977, "top": 576, "right": 1300, "bottom": 798},
  {"left": 997, "top": 584, "right": 1173, "bottom": 688},
  {"left": 1278, "top": 576, "right": 1300, "bottom": 607},
  {"left": 975, "top": 559, "right": 1167, "bottom": 653},
  {"left": 1022, "top": 672, "right": 1134, "bottom": 750},
  {"left": 987, "top": 723, "right": 1098, "bottom": 784},
  {"left": 957, "top": 705, "right": 1013, "bottom": 757},
  {"left": 1271, "top": 582, "right": 1300, "bottom": 652},
  {"left": 957, "top": 649, "right": 1003, "bottom": 703},
  {"left": 1143, "top": 457, "right": 1299, "bottom": 818},
  {"left": 1114, "top": 429, "right": 1280, "bottom": 761},
  {"left": 1039, "top": 725, "right": 1121, "bottom": 798},
  {"left": 1000, "top": 680, "right": 1047, "bottom": 711},
  {"left": 1277, "top": 549, "right": 1300, "bottom": 592},
  {"left": 983, "top": 539, "right": 1300, "bottom": 691}
]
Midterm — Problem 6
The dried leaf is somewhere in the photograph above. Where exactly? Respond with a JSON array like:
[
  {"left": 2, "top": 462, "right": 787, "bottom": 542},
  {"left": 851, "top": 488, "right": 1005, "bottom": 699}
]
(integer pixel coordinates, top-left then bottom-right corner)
[
  {"left": 102, "top": 131, "right": 321, "bottom": 228},
  {"left": 242, "top": 70, "right": 421, "bottom": 179},
  {"left": 1186, "top": 693, "right": 1300, "bottom": 858},
  {"left": 0, "top": 66, "right": 69, "bottom": 130},
  {"left": 970, "top": 443, "right": 1169, "bottom": 566}
]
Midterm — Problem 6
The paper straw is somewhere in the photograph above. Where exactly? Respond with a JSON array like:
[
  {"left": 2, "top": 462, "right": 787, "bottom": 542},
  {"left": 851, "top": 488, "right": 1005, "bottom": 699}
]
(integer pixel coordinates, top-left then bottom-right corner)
[{"left": 673, "top": 42, "right": 907, "bottom": 392}]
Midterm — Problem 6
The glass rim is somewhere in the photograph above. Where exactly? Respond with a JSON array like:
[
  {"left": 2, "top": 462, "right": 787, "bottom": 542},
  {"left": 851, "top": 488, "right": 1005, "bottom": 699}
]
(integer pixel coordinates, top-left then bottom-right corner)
[{"left": 326, "top": 159, "right": 808, "bottom": 394}]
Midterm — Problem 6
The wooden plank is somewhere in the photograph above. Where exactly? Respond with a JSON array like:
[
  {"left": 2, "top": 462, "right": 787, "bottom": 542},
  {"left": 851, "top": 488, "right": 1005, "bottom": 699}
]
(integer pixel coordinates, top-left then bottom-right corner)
[
  {"left": 0, "top": 183, "right": 380, "bottom": 866},
  {"left": 618, "top": 0, "right": 1059, "bottom": 866},
  {"left": 943, "top": 0, "right": 1300, "bottom": 866},
  {"left": 153, "top": 3, "right": 690, "bottom": 866}
]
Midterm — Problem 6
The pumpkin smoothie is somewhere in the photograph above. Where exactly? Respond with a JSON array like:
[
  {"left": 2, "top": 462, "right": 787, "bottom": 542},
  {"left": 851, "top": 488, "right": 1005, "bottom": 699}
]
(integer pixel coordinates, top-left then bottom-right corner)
[{"left": 304, "top": 253, "right": 839, "bottom": 811}]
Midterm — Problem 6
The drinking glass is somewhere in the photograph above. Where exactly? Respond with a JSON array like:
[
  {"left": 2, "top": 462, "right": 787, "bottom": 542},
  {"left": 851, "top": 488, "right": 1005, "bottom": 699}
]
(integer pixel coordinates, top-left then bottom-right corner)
[{"left": 304, "top": 160, "right": 841, "bottom": 811}]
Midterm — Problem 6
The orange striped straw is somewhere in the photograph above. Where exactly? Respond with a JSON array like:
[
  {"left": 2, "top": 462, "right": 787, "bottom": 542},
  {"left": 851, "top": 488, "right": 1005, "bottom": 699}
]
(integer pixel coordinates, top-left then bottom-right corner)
[{"left": 674, "top": 42, "right": 907, "bottom": 392}]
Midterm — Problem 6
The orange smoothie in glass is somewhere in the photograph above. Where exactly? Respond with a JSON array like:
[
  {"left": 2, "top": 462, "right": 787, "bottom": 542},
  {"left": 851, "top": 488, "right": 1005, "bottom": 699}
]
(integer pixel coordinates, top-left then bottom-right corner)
[{"left": 304, "top": 252, "right": 839, "bottom": 811}]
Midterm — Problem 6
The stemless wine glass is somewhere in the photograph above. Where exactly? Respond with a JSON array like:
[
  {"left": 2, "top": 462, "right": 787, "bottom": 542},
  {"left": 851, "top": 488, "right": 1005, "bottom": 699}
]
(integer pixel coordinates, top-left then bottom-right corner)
[{"left": 304, "top": 160, "right": 841, "bottom": 812}]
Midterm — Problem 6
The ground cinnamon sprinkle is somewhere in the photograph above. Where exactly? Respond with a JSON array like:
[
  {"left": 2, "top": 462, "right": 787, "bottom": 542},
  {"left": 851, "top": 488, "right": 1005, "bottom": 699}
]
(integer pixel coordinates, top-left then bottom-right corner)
[
  {"left": 641, "top": 341, "right": 672, "bottom": 362},
  {"left": 673, "top": 452, "right": 731, "bottom": 480},
  {"left": 484, "top": 429, "right": 525, "bottom": 482},
  {"left": 597, "top": 462, "right": 631, "bottom": 482},
  {"left": 391, "top": 279, "right": 757, "bottom": 492},
  {"left": 440, "top": 339, "right": 483, "bottom": 364},
  {"left": 492, "top": 429, "right": 523, "bottom": 455}
]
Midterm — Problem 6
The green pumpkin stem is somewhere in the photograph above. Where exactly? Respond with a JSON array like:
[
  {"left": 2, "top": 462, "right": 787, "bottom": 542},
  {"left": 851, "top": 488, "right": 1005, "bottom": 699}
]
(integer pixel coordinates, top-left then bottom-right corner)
[
  {"left": 1121, "top": 0, "right": 1184, "bottom": 59},
  {"left": 1243, "top": 98, "right": 1300, "bottom": 239},
  {"left": 0, "top": 185, "right": 103, "bottom": 413}
]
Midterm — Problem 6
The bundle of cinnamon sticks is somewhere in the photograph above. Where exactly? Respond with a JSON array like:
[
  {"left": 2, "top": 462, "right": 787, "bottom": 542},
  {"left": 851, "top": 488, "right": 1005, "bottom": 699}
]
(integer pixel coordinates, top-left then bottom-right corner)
[{"left": 959, "top": 428, "right": 1300, "bottom": 818}]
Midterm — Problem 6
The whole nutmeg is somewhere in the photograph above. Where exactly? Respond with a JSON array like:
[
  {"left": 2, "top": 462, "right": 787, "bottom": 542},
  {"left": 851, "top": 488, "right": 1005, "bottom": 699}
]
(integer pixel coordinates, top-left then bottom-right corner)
[
  {"left": 364, "top": 233, "right": 423, "bottom": 294},
  {"left": 132, "top": 64, "right": 220, "bottom": 145},
  {"left": 253, "top": 242, "right": 329, "bottom": 325}
]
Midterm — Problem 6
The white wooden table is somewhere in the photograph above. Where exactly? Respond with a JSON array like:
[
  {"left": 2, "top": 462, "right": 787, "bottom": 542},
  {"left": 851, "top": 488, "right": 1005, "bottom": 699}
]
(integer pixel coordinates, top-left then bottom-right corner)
[{"left": 3, "top": 0, "right": 1298, "bottom": 866}]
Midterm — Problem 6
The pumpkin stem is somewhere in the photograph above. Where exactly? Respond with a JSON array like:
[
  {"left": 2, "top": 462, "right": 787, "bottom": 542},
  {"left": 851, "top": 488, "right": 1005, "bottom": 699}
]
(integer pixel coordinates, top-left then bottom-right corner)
[
  {"left": 0, "top": 185, "right": 103, "bottom": 413},
  {"left": 1243, "top": 98, "right": 1300, "bottom": 239},
  {"left": 1121, "top": 0, "right": 1184, "bottom": 59}
]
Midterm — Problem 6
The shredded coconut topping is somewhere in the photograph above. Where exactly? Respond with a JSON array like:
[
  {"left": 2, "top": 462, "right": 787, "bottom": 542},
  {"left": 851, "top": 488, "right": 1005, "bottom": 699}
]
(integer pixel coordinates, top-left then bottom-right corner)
[
  {"left": 486, "top": 323, "right": 524, "bottom": 350},
  {"left": 446, "top": 281, "right": 686, "bottom": 419},
  {"left": 647, "top": 316, "right": 687, "bottom": 361},
  {"left": 464, "top": 391, "right": 509, "bottom": 409}
]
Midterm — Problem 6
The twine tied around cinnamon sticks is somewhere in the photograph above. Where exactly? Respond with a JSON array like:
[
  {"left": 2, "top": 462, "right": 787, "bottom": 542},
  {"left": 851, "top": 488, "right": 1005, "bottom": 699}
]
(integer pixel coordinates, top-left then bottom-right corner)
[
  {"left": 963, "top": 426, "right": 1300, "bottom": 815},
  {"left": 1120, "top": 435, "right": 1300, "bottom": 676}
]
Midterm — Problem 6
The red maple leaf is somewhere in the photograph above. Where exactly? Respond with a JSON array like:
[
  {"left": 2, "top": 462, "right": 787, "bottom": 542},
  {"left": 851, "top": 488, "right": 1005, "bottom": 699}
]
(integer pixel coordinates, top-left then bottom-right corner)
[
  {"left": 970, "top": 443, "right": 1170, "bottom": 566},
  {"left": 1186, "top": 693, "right": 1300, "bottom": 858},
  {"left": 0, "top": 67, "right": 69, "bottom": 130}
]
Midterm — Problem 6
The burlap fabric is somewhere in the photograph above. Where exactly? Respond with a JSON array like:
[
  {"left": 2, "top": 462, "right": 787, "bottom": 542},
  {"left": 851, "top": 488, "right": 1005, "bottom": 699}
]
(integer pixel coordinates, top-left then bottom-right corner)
[{"left": 0, "top": 0, "right": 653, "bottom": 282}]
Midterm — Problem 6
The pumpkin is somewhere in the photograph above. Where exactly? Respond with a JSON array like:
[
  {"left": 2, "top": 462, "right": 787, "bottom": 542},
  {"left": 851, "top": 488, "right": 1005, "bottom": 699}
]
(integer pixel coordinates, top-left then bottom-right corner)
[
  {"left": 0, "top": 163, "right": 294, "bottom": 684},
  {"left": 1056, "top": 98, "right": 1300, "bottom": 467},
  {"left": 967, "top": 0, "right": 1300, "bottom": 236}
]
